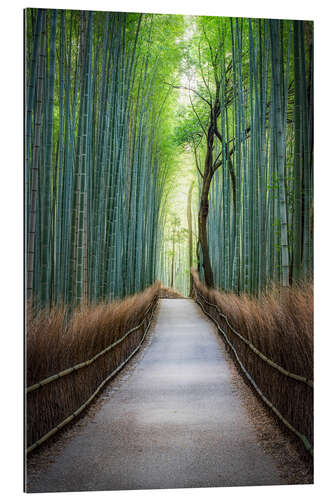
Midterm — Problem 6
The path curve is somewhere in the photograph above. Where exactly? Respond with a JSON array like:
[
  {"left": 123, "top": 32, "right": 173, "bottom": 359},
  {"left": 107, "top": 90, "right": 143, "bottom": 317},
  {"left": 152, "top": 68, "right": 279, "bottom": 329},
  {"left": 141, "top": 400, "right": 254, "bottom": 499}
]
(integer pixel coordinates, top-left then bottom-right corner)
[{"left": 27, "top": 299, "right": 283, "bottom": 492}]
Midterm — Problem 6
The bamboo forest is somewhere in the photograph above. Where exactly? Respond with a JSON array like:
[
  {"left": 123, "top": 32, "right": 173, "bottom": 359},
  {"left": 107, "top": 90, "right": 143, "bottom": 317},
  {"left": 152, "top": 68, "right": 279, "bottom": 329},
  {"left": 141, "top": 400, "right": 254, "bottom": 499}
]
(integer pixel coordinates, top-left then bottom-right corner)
[
  {"left": 25, "top": 10, "right": 313, "bottom": 305},
  {"left": 25, "top": 8, "right": 315, "bottom": 488}
]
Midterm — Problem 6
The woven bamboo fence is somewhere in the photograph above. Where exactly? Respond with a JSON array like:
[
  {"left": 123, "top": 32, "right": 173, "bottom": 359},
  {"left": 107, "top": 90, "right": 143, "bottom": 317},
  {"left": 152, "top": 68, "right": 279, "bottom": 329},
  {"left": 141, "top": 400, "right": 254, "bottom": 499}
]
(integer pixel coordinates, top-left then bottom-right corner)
[
  {"left": 26, "top": 296, "right": 158, "bottom": 453},
  {"left": 192, "top": 276, "right": 313, "bottom": 456}
]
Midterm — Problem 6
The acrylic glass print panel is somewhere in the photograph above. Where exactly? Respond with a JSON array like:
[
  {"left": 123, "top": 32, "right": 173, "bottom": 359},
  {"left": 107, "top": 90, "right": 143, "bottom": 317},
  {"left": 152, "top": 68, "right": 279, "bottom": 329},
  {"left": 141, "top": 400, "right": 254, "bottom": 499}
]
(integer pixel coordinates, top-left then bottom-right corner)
[{"left": 24, "top": 6, "right": 313, "bottom": 493}]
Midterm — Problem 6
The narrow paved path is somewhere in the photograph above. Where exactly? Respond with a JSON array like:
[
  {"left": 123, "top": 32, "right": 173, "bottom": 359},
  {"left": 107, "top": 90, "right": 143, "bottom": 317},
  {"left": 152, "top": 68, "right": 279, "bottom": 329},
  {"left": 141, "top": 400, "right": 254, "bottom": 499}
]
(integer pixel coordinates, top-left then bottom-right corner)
[{"left": 27, "top": 299, "right": 283, "bottom": 492}]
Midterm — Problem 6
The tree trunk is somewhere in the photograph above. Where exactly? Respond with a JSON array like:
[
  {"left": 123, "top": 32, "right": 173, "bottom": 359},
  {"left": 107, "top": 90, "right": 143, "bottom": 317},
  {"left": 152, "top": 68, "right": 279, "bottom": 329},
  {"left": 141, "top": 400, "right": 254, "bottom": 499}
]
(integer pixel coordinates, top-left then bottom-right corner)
[
  {"left": 198, "top": 115, "right": 216, "bottom": 288},
  {"left": 198, "top": 174, "right": 214, "bottom": 288}
]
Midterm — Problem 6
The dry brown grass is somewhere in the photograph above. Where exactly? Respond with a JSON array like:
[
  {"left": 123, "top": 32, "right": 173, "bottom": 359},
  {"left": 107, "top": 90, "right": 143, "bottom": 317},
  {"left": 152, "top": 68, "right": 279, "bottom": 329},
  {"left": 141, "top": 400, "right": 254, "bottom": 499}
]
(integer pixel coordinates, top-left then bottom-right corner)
[
  {"left": 26, "top": 282, "right": 160, "bottom": 449},
  {"left": 191, "top": 269, "right": 313, "bottom": 448},
  {"left": 159, "top": 285, "right": 185, "bottom": 299}
]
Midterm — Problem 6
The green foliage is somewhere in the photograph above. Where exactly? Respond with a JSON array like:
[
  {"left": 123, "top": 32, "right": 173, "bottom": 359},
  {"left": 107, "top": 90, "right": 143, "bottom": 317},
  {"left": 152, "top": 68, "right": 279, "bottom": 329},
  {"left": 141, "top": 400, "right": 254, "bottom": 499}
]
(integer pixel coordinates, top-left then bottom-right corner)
[
  {"left": 25, "top": 9, "right": 313, "bottom": 305},
  {"left": 25, "top": 8, "right": 185, "bottom": 307},
  {"left": 172, "top": 15, "right": 313, "bottom": 294}
]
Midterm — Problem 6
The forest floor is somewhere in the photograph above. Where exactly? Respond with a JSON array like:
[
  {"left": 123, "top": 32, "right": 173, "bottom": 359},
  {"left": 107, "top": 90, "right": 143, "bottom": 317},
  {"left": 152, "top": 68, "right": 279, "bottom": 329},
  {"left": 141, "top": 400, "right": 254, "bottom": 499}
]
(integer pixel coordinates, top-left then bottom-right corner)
[{"left": 26, "top": 299, "right": 312, "bottom": 493}]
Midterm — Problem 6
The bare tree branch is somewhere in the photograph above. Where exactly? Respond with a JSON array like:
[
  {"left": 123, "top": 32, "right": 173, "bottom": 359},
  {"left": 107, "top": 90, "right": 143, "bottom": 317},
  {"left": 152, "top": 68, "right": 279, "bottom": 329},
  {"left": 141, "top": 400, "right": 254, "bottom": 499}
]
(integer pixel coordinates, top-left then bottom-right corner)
[
  {"left": 163, "top": 81, "right": 211, "bottom": 107},
  {"left": 192, "top": 137, "right": 204, "bottom": 179},
  {"left": 189, "top": 90, "right": 208, "bottom": 139},
  {"left": 198, "top": 40, "right": 212, "bottom": 103}
]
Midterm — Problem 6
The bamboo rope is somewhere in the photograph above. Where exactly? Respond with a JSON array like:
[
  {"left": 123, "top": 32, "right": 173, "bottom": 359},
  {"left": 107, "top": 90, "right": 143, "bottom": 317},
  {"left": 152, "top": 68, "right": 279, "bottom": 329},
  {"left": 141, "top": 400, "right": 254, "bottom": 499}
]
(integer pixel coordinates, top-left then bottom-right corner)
[
  {"left": 194, "top": 289, "right": 313, "bottom": 456},
  {"left": 27, "top": 299, "right": 158, "bottom": 454},
  {"left": 27, "top": 297, "right": 156, "bottom": 394},
  {"left": 194, "top": 285, "right": 313, "bottom": 387}
]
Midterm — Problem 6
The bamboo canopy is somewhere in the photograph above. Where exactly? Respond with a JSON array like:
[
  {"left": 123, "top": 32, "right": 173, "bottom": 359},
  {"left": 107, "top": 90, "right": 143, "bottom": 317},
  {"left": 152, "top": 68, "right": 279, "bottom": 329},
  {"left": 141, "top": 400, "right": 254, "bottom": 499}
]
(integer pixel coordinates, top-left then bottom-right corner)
[{"left": 25, "top": 10, "right": 313, "bottom": 303}]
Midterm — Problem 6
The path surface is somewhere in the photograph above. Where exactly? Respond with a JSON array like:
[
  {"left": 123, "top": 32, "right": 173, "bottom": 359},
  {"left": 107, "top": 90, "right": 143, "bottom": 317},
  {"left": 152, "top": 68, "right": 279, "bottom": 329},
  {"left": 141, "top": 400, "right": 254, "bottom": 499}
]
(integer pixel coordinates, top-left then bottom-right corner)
[{"left": 27, "top": 299, "right": 283, "bottom": 492}]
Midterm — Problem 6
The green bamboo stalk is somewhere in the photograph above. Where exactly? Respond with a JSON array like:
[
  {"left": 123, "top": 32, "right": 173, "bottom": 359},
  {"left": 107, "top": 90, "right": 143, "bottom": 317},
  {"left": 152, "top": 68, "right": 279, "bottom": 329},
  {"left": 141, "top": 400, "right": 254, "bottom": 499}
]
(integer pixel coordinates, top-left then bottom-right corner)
[
  {"left": 269, "top": 20, "right": 289, "bottom": 286},
  {"left": 292, "top": 20, "right": 303, "bottom": 283},
  {"left": 40, "top": 10, "right": 58, "bottom": 306},
  {"left": 26, "top": 10, "right": 46, "bottom": 303}
]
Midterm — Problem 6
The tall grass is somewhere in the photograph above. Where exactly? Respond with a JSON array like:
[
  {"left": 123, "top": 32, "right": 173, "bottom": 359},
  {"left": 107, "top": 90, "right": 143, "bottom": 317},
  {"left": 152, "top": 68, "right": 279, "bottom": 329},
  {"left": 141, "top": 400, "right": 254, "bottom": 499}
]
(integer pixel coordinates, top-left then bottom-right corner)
[
  {"left": 159, "top": 285, "right": 185, "bottom": 299},
  {"left": 26, "top": 282, "right": 160, "bottom": 449},
  {"left": 192, "top": 269, "right": 313, "bottom": 449}
]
